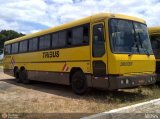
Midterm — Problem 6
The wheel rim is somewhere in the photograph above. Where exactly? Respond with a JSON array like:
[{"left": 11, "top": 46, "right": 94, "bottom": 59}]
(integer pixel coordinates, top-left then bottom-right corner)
[
  {"left": 74, "top": 78, "right": 84, "bottom": 90},
  {"left": 22, "top": 71, "right": 27, "bottom": 81}
]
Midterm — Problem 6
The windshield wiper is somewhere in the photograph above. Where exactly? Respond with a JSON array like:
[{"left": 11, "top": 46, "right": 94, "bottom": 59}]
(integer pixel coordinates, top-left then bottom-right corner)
[
  {"left": 143, "top": 48, "right": 150, "bottom": 56},
  {"left": 128, "top": 41, "right": 138, "bottom": 56},
  {"left": 137, "top": 33, "right": 150, "bottom": 56}
]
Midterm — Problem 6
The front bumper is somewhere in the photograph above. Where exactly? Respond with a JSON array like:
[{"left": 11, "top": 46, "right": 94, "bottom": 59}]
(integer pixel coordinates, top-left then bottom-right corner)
[{"left": 108, "top": 74, "right": 156, "bottom": 90}]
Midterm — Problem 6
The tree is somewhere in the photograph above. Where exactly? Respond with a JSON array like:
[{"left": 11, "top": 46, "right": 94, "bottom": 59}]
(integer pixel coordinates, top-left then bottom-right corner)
[{"left": 0, "top": 30, "right": 25, "bottom": 54}]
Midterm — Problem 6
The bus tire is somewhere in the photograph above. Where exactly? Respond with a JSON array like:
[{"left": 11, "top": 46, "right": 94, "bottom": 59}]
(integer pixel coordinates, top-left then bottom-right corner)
[
  {"left": 15, "top": 70, "right": 21, "bottom": 83},
  {"left": 71, "top": 70, "right": 88, "bottom": 95},
  {"left": 19, "top": 69, "right": 30, "bottom": 84}
]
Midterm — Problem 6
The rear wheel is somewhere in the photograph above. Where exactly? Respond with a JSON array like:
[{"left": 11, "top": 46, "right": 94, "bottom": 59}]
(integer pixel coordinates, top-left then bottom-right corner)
[
  {"left": 71, "top": 71, "right": 88, "bottom": 95},
  {"left": 15, "top": 70, "right": 21, "bottom": 83},
  {"left": 19, "top": 69, "right": 30, "bottom": 84}
]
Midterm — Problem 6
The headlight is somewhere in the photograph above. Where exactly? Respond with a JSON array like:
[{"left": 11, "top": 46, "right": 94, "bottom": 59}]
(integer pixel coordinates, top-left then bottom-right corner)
[
  {"left": 151, "top": 77, "right": 153, "bottom": 81},
  {"left": 152, "top": 76, "right": 155, "bottom": 81},
  {"left": 126, "top": 79, "right": 129, "bottom": 84},
  {"left": 121, "top": 80, "right": 124, "bottom": 84}
]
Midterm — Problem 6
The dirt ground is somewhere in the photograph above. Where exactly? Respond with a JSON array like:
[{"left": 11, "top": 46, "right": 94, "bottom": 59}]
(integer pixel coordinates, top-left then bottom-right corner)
[{"left": 0, "top": 66, "right": 160, "bottom": 118}]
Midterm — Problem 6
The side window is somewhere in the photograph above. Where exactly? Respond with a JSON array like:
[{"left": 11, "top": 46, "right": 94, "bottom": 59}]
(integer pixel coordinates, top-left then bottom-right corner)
[
  {"left": 51, "top": 23, "right": 89, "bottom": 48},
  {"left": 59, "top": 31, "right": 66, "bottom": 47},
  {"left": 5, "top": 45, "right": 11, "bottom": 54},
  {"left": 92, "top": 23, "right": 105, "bottom": 57},
  {"left": 11, "top": 43, "right": 19, "bottom": 54},
  {"left": 19, "top": 40, "right": 28, "bottom": 52},
  {"left": 71, "top": 23, "right": 89, "bottom": 46},
  {"left": 151, "top": 38, "right": 158, "bottom": 49},
  {"left": 39, "top": 35, "right": 51, "bottom": 50},
  {"left": 83, "top": 24, "right": 90, "bottom": 44},
  {"left": 29, "top": 38, "right": 38, "bottom": 51},
  {"left": 11, "top": 44, "right": 14, "bottom": 54},
  {"left": 151, "top": 37, "right": 160, "bottom": 58},
  {"left": 52, "top": 33, "right": 59, "bottom": 48},
  {"left": 4, "top": 45, "right": 7, "bottom": 54},
  {"left": 72, "top": 27, "right": 83, "bottom": 45},
  {"left": 15, "top": 43, "right": 19, "bottom": 53},
  {"left": 8, "top": 45, "right": 11, "bottom": 54},
  {"left": 67, "top": 29, "right": 72, "bottom": 46}
]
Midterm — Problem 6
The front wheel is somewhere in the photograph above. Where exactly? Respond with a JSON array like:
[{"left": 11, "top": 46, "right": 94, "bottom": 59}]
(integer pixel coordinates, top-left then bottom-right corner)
[{"left": 71, "top": 71, "right": 88, "bottom": 95}]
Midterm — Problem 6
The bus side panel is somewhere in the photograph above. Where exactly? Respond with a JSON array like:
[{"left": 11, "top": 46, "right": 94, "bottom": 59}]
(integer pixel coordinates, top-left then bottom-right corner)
[
  {"left": 3, "top": 69, "right": 14, "bottom": 77},
  {"left": 25, "top": 61, "right": 91, "bottom": 86},
  {"left": 27, "top": 70, "right": 92, "bottom": 86},
  {"left": 28, "top": 70, "right": 70, "bottom": 85},
  {"left": 3, "top": 46, "right": 93, "bottom": 87},
  {"left": 3, "top": 55, "right": 14, "bottom": 77}
]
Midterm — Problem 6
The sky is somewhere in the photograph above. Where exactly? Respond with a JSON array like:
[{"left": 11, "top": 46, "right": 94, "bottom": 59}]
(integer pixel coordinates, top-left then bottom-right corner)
[{"left": 0, "top": 0, "right": 160, "bottom": 34}]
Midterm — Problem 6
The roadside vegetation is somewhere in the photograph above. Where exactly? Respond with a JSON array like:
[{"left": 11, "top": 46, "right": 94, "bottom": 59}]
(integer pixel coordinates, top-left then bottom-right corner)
[{"left": 0, "top": 30, "right": 24, "bottom": 53}]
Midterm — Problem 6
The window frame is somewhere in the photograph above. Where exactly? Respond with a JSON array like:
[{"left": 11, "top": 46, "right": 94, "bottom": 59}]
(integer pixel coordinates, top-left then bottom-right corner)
[
  {"left": 38, "top": 34, "right": 51, "bottom": 50},
  {"left": 29, "top": 37, "right": 38, "bottom": 52},
  {"left": 19, "top": 40, "right": 28, "bottom": 53},
  {"left": 51, "top": 32, "right": 59, "bottom": 49},
  {"left": 5, "top": 23, "right": 90, "bottom": 55},
  {"left": 70, "top": 23, "right": 90, "bottom": 47},
  {"left": 58, "top": 30, "right": 67, "bottom": 48},
  {"left": 50, "top": 23, "right": 90, "bottom": 49},
  {"left": 11, "top": 42, "right": 19, "bottom": 54},
  {"left": 4, "top": 44, "right": 11, "bottom": 55},
  {"left": 108, "top": 18, "right": 150, "bottom": 55},
  {"left": 92, "top": 22, "right": 106, "bottom": 57}
]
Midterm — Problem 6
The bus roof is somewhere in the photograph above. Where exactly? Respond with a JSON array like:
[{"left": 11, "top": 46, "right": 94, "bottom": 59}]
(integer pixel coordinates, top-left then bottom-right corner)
[
  {"left": 5, "top": 13, "right": 146, "bottom": 45},
  {"left": 148, "top": 26, "right": 160, "bottom": 36}
]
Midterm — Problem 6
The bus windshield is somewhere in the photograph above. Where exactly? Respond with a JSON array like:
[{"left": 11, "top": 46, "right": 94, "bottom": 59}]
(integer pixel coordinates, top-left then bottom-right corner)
[{"left": 109, "top": 19, "right": 153, "bottom": 55}]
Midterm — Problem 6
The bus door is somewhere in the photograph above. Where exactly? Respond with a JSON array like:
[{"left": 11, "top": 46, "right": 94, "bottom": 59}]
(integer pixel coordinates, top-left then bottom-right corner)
[{"left": 91, "top": 22, "right": 109, "bottom": 89}]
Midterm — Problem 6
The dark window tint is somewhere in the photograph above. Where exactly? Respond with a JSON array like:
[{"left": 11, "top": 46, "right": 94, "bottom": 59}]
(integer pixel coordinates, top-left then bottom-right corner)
[
  {"left": 52, "top": 33, "right": 59, "bottom": 48},
  {"left": 109, "top": 19, "right": 153, "bottom": 55},
  {"left": 67, "top": 29, "right": 72, "bottom": 45},
  {"left": 133, "top": 22, "right": 153, "bottom": 54},
  {"left": 59, "top": 31, "right": 66, "bottom": 47},
  {"left": 83, "top": 24, "right": 89, "bottom": 44},
  {"left": 11, "top": 43, "right": 19, "bottom": 54},
  {"left": 70, "top": 24, "right": 90, "bottom": 45},
  {"left": 92, "top": 24, "right": 105, "bottom": 57},
  {"left": 5, "top": 45, "right": 11, "bottom": 54},
  {"left": 151, "top": 38, "right": 159, "bottom": 49},
  {"left": 72, "top": 27, "right": 83, "bottom": 45},
  {"left": 151, "top": 36, "right": 160, "bottom": 58},
  {"left": 39, "top": 35, "right": 51, "bottom": 50},
  {"left": 110, "top": 19, "right": 135, "bottom": 53},
  {"left": 19, "top": 40, "right": 28, "bottom": 52},
  {"left": 29, "top": 38, "right": 38, "bottom": 51},
  {"left": 71, "top": 24, "right": 89, "bottom": 45},
  {"left": 51, "top": 23, "right": 89, "bottom": 48}
]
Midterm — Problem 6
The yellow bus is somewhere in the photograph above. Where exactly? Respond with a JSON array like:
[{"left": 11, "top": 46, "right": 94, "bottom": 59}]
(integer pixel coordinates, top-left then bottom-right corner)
[
  {"left": 3, "top": 13, "right": 156, "bottom": 94},
  {"left": 149, "top": 26, "right": 160, "bottom": 81}
]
